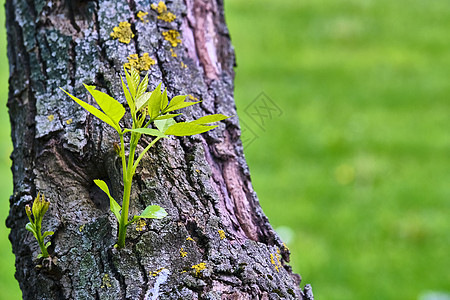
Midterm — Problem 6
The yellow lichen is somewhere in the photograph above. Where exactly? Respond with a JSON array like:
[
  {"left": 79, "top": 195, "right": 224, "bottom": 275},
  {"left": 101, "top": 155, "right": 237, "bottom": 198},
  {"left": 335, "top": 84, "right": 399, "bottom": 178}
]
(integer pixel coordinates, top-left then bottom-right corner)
[
  {"left": 158, "top": 11, "right": 176, "bottom": 22},
  {"left": 282, "top": 242, "right": 289, "bottom": 252},
  {"left": 162, "top": 30, "right": 181, "bottom": 47},
  {"left": 110, "top": 21, "right": 134, "bottom": 44},
  {"left": 135, "top": 219, "right": 146, "bottom": 231},
  {"left": 179, "top": 247, "right": 187, "bottom": 257},
  {"left": 188, "top": 94, "right": 198, "bottom": 101},
  {"left": 139, "top": 53, "right": 156, "bottom": 70},
  {"left": 180, "top": 61, "right": 187, "bottom": 69},
  {"left": 149, "top": 267, "right": 166, "bottom": 277},
  {"left": 124, "top": 53, "right": 139, "bottom": 69},
  {"left": 170, "top": 48, "right": 177, "bottom": 57},
  {"left": 47, "top": 115, "right": 54, "bottom": 122},
  {"left": 270, "top": 251, "right": 282, "bottom": 272},
  {"left": 66, "top": 118, "right": 73, "bottom": 125},
  {"left": 151, "top": 1, "right": 167, "bottom": 14},
  {"left": 191, "top": 262, "right": 206, "bottom": 276},
  {"left": 101, "top": 274, "right": 112, "bottom": 288},
  {"left": 186, "top": 236, "right": 194, "bottom": 242},
  {"left": 151, "top": 1, "right": 176, "bottom": 22},
  {"left": 124, "top": 53, "right": 156, "bottom": 72},
  {"left": 79, "top": 224, "right": 85, "bottom": 232},
  {"left": 218, "top": 229, "right": 226, "bottom": 240},
  {"left": 137, "top": 11, "right": 148, "bottom": 22}
]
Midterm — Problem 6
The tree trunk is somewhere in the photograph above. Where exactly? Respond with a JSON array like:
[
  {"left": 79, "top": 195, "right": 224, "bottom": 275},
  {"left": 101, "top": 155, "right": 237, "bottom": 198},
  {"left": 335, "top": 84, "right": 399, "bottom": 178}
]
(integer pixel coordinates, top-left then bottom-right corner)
[{"left": 6, "top": 0, "right": 313, "bottom": 299}]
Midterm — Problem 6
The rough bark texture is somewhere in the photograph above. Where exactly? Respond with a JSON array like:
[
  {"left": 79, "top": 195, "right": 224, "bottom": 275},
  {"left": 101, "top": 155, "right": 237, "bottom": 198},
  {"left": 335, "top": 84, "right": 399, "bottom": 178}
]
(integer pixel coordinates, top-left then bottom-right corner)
[{"left": 6, "top": 0, "right": 313, "bottom": 299}]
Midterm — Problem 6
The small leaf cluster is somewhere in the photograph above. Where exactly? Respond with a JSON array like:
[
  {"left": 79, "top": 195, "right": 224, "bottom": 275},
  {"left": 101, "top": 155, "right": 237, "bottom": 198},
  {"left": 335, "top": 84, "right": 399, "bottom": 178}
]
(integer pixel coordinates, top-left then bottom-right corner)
[
  {"left": 61, "top": 66, "right": 228, "bottom": 248},
  {"left": 25, "top": 193, "right": 54, "bottom": 259}
]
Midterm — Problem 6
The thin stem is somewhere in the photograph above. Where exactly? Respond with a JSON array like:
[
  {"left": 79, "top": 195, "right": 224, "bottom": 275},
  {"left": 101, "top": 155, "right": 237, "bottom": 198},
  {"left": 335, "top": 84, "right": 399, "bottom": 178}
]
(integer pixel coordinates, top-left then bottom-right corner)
[
  {"left": 117, "top": 170, "right": 133, "bottom": 248},
  {"left": 116, "top": 117, "right": 160, "bottom": 248},
  {"left": 117, "top": 132, "right": 140, "bottom": 249},
  {"left": 132, "top": 137, "right": 162, "bottom": 173},
  {"left": 143, "top": 117, "right": 154, "bottom": 129},
  {"left": 117, "top": 132, "right": 129, "bottom": 248},
  {"left": 127, "top": 132, "right": 139, "bottom": 176},
  {"left": 36, "top": 220, "right": 48, "bottom": 258},
  {"left": 119, "top": 133, "right": 127, "bottom": 183}
]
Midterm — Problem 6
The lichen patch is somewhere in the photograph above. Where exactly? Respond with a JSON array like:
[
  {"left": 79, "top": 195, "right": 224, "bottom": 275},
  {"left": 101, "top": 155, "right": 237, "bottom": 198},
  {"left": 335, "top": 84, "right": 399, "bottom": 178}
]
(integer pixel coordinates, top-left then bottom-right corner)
[
  {"left": 135, "top": 218, "right": 146, "bottom": 231},
  {"left": 218, "top": 229, "right": 226, "bottom": 240},
  {"left": 162, "top": 30, "right": 181, "bottom": 47},
  {"left": 124, "top": 53, "right": 156, "bottom": 72},
  {"left": 100, "top": 273, "right": 112, "bottom": 288},
  {"left": 158, "top": 11, "right": 176, "bottom": 22},
  {"left": 188, "top": 94, "right": 199, "bottom": 101},
  {"left": 110, "top": 21, "right": 134, "bottom": 44},
  {"left": 150, "top": 267, "right": 166, "bottom": 277},
  {"left": 137, "top": 11, "right": 149, "bottom": 23},
  {"left": 151, "top": 1, "right": 176, "bottom": 22},
  {"left": 151, "top": 1, "right": 167, "bottom": 14},
  {"left": 191, "top": 262, "right": 206, "bottom": 276},
  {"left": 270, "top": 250, "right": 282, "bottom": 272},
  {"left": 179, "top": 247, "right": 187, "bottom": 257}
]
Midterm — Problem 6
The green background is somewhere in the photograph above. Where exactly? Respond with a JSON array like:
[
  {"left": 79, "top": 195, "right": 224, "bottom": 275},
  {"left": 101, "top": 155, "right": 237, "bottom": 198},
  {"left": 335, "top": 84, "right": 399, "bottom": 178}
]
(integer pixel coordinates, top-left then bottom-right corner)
[{"left": 1, "top": 0, "right": 449, "bottom": 299}]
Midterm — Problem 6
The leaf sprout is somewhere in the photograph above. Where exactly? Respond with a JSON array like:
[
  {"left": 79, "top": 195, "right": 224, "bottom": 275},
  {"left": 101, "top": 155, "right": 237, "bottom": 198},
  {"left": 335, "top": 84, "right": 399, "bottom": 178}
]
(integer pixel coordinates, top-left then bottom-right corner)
[
  {"left": 25, "top": 193, "right": 54, "bottom": 259},
  {"left": 61, "top": 66, "right": 228, "bottom": 248}
]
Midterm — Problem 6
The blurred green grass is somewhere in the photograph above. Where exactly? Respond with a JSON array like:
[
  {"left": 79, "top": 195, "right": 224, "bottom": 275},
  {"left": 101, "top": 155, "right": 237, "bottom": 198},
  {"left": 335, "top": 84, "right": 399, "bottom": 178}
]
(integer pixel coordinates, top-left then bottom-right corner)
[
  {"left": 225, "top": 0, "right": 450, "bottom": 299},
  {"left": 1, "top": 0, "right": 449, "bottom": 299}
]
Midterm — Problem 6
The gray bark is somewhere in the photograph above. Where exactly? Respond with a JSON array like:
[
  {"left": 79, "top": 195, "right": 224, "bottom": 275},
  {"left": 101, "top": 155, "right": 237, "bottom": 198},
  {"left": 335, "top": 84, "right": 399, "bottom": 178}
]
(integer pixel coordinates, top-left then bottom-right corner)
[{"left": 6, "top": 0, "right": 313, "bottom": 299}]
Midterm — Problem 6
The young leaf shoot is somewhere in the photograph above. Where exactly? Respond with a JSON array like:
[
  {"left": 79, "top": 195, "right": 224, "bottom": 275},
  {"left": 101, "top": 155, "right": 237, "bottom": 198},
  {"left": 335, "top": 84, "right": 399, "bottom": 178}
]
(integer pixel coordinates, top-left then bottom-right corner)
[
  {"left": 62, "top": 66, "right": 228, "bottom": 248},
  {"left": 25, "top": 193, "right": 54, "bottom": 259}
]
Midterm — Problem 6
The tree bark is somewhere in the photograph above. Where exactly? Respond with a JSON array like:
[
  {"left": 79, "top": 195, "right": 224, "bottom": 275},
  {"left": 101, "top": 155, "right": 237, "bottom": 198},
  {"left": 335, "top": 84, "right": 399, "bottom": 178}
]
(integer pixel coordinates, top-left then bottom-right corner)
[{"left": 6, "top": 0, "right": 313, "bottom": 299}]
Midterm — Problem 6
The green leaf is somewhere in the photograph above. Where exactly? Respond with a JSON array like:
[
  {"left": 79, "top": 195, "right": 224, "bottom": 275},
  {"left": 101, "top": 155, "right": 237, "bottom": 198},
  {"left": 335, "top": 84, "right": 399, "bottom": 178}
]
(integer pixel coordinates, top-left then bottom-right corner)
[
  {"left": 43, "top": 231, "right": 54, "bottom": 239},
  {"left": 135, "top": 92, "right": 152, "bottom": 111},
  {"left": 148, "top": 83, "right": 162, "bottom": 119},
  {"left": 161, "top": 88, "right": 168, "bottom": 111},
  {"left": 163, "top": 94, "right": 202, "bottom": 113},
  {"left": 45, "top": 241, "right": 51, "bottom": 248},
  {"left": 155, "top": 113, "right": 182, "bottom": 120},
  {"left": 37, "top": 253, "right": 44, "bottom": 259},
  {"left": 60, "top": 88, "right": 121, "bottom": 132},
  {"left": 165, "top": 101, "right": 201, "bottom": 113},
  {"left": 130, "top": 67, "right": 140, "bottom": 90},
  {"left": 165, "top": 95, "right": 186, "bottom": 110},
  {"left": 191, "top": 114, "right": 229, "bottom": 125},
  {"left": 136, "top": 71, "right": 149, "bottom": 99},
  {"left": 139, "top": 205, "right": 167, "bottom": 219},
  {"left": 165, "top": 122, "right": 217, "bottom": 136},
  {"left": 124, "top": 67, "right": 137, "bottom": 99},
  {"left": 154, "top": 118, "right": 176, "bottom": 133},
  {"left": 124, "top": 128, "right": 167, "bottom": 138},
  {"left": 94, "top": 179, "right": 122, "bottom": 222},
  {"left": 121, "top": 76, "right": 135, "bottom": 115},
  {"left": 83, "top": 84, "right": 125, "bottom": 125},
  {"left": 26, "top": 222, "right": 38, "bottom": 240},
  {"left": 25, "top": 222, "right": 36, "bottom": 234}
]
